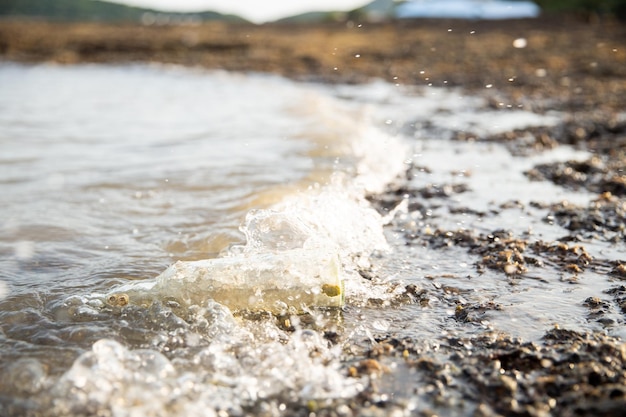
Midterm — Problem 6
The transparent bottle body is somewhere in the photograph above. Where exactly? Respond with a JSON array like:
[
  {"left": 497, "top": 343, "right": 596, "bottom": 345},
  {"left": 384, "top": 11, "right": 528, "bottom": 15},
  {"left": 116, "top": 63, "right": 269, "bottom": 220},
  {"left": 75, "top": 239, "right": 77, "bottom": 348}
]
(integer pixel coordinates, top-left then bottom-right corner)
[{"left": 109, "top": 249, "right": 345, "bottom": 314}]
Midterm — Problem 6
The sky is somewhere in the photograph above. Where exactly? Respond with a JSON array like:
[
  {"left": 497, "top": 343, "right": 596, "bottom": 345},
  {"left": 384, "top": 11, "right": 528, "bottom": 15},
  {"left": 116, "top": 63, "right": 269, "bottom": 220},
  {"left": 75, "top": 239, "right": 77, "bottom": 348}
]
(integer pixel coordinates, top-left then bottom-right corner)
[{"left": 109, "top": 0, "right": 372, "bottom": 23}]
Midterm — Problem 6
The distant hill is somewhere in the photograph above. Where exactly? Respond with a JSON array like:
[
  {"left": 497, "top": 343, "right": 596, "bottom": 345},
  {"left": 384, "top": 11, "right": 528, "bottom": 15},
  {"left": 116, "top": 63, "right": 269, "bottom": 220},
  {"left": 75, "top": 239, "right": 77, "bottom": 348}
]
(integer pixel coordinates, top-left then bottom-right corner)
[
  {"left": 0, "top": 0, "right": 248, "bottom": 23},
  {"left": 274, "top": 0, "right": 395, "bottom": 23},
  {"left": 274, "top": 11, "right": 347, "bottom": 24}
]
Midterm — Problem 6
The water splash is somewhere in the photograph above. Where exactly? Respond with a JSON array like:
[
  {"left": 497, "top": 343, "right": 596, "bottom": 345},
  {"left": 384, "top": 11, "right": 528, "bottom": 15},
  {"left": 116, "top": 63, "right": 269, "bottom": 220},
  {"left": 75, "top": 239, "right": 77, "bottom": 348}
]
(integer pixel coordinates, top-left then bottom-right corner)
[
  {"left": 43, "top": 305, "right": 364, "bottom": 417},
  {"left": 7, "top": 67, "right": 412, "bottom": 416}
]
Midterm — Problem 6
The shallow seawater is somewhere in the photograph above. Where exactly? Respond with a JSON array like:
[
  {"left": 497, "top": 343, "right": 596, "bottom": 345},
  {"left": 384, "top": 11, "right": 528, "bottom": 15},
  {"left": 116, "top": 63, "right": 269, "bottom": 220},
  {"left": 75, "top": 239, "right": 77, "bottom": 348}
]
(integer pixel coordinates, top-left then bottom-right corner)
[{"left": 0, "top": 63, "right": 622, "bottom": 416}]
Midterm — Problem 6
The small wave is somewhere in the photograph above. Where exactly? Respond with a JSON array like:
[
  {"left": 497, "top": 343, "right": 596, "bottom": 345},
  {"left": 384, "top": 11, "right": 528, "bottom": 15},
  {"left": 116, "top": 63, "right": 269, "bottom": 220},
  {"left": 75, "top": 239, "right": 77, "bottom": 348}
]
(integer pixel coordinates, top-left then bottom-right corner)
[
  {"left": 84, "top": 76, "right": 411, "bottom": 315},
  {"left": 41, "top": 74, "right": 410, "bottom": 415}
]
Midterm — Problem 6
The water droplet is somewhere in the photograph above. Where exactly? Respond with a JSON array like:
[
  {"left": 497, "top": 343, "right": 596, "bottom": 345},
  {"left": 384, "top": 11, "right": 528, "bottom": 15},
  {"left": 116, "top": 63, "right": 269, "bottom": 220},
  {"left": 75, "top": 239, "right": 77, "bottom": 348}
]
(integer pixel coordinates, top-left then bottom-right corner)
[{"left": 513, "top": 38, "right": 527, "bottom": 48}]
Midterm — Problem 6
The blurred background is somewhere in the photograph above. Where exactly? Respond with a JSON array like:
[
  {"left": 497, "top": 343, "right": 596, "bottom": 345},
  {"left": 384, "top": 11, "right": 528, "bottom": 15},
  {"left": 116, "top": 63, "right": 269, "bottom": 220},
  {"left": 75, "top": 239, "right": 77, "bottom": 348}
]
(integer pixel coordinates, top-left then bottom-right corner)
[{"left": 1, "top": 0, "right": 625, "bottom": 24}]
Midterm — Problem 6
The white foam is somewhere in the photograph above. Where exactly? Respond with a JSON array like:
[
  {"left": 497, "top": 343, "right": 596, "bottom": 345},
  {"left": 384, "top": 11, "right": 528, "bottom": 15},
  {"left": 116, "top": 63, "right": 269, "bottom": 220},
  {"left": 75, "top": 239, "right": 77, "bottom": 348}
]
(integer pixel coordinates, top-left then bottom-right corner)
[{"left": 49, "top": 310, "right": 364, "bottom": 416}]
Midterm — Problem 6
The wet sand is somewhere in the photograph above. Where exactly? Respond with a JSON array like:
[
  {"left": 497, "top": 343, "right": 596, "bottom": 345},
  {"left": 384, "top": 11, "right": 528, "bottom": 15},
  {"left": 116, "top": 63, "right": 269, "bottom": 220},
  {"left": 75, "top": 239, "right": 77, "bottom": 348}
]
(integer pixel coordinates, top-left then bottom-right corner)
[
  {"left": 2, "top": 17, "right": 626, "bottom": 416},
  {"left": 1, "top": 18, "right": 625, "bottom": 108}
]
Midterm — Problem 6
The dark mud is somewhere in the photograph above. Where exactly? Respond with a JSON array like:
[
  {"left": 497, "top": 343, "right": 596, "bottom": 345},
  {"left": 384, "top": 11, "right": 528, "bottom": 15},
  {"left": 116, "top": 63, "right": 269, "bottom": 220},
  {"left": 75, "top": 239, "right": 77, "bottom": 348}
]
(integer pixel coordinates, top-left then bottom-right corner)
[
  {"left": 363, "top": 328, "right": 626, "bottom": 417},
  {"left": 354, "top": 107, "right": 626, "bottom": 415}
]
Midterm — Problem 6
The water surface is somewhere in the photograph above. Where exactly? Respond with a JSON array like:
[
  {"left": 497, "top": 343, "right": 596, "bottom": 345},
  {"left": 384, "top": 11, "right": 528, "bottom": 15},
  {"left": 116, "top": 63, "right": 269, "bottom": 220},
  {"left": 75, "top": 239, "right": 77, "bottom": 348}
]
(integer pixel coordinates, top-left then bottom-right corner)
[{"left": 1, "top": 63, "right": 620, "bottom": 416}]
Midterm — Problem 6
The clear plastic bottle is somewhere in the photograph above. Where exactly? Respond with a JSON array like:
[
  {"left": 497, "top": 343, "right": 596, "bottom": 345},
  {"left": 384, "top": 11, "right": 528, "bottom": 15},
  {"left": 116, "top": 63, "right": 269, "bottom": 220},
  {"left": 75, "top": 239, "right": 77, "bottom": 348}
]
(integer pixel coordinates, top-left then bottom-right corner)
[{"left": 152, "top": 249, "right": 344, "bottom": 313}]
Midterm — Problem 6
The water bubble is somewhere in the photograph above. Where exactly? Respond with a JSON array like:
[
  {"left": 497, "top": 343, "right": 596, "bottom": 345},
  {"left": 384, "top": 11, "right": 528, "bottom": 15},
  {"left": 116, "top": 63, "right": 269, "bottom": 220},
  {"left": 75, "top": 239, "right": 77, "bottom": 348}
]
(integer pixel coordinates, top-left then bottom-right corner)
[{"left": 2, "top": 358, "right": 47, "bottom": 395}]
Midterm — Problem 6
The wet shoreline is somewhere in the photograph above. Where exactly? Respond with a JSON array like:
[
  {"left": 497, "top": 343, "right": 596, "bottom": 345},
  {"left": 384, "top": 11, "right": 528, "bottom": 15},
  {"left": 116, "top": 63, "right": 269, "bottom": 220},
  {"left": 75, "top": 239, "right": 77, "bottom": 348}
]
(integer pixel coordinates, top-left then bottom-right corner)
[{"left": 2, "top": 17, "right": 626, "bottom": 416}]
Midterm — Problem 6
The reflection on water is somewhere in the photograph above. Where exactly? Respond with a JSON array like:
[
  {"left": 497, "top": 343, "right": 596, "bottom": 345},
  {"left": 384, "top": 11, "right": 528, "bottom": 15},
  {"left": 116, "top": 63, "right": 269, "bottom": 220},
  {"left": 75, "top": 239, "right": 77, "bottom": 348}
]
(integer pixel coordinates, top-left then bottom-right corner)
[{"left": 1, "top": 63, "right": 620, "bottom": 416}]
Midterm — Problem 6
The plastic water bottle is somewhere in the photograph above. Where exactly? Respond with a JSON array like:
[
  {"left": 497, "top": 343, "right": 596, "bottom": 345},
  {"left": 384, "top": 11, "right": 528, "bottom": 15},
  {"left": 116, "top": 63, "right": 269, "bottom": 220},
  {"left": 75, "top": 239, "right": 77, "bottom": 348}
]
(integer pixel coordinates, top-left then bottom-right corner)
[{"left": 154, "top": 249, "right": 344, "bottom": 313}]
